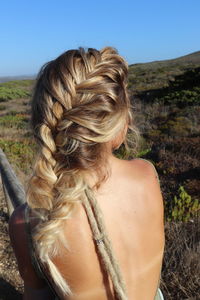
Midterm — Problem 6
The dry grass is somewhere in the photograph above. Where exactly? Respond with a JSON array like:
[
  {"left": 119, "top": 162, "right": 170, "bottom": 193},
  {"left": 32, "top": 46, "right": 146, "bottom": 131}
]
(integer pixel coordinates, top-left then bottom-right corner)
[{"left": 161, "top": 218, "right": 200, "bottom": 299}]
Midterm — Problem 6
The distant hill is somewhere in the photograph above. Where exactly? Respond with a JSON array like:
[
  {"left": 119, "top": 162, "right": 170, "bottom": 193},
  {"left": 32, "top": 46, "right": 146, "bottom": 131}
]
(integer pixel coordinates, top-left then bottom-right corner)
[
  {"left": 129, "top": 51, "right": 200, "bottom": 69},
  {"left": 128, "top": 51, "right": 200, "bottom": 94},
  {"left": 1, "top": 50, "right": 200, "bottom": 103},
  {"left": 0, "top": 75, "right": 35, "bottom": 84}
]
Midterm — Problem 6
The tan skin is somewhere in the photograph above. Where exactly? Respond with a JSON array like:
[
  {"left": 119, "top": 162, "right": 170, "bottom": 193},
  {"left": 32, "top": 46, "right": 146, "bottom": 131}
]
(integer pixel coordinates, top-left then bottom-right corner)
[{"left": 9, "top": 140, "right": 165, "bottom": 300}]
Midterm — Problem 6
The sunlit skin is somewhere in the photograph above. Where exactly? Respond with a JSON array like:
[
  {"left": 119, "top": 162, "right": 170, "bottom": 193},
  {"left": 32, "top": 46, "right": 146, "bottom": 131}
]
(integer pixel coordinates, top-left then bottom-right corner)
[{"left": 9, "top": 136, "right": 165, "bottom": 299}]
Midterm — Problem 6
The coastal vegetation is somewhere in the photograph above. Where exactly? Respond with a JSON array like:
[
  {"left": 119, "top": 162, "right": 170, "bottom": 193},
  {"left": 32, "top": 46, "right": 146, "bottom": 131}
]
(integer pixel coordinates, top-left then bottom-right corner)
[
  {"left": 0, "top": 51, "right": 199, "bottom": 299},
  {"left": 0, "top": 80, "right": 33, "bottom": 102}
]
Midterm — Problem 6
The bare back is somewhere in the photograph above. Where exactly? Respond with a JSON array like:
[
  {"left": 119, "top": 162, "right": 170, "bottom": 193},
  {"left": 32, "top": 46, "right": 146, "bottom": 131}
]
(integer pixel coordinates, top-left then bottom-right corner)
[
  {"left": 49, "top": 157, "right": 165, "bottom": 299},
  {"left": 9, "top": 157, "right": 165, "bottom": 300}
]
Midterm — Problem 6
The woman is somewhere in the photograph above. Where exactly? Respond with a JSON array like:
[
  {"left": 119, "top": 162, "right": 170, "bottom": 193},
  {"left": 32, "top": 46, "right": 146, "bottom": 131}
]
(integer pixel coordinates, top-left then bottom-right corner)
[{"left": 9, "top": 47, "right": 165, "bottom": 300}]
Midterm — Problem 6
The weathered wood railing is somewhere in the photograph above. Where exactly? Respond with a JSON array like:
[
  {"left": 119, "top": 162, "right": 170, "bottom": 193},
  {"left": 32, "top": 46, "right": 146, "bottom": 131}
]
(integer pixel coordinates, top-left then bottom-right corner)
[{"left": 0, "top": 148, "right": 25, "bottom": 216}]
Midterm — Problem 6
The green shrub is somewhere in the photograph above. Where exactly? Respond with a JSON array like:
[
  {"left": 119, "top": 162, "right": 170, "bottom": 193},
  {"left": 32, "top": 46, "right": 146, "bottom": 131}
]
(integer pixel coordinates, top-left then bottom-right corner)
[
  {"left": 159, "top": 117, "right": 192, "bottom": 136},
  {"left": 166, "top": 186, "right": 200, "bottom": 222},
  {"left": 114, "top": 143, "right": 151, "bottom": 160},
  {"left": 147, "top": 129, "right": 162, "bottom": 137},
  {"left": 114, "top": 144, "right": 133, "bottom": 159},
  {"left": 0, "top": 114, "right": 29, "bottom": 129},
  {"left": 0, "top": 104, "right": 6, "bottom": 110},
  {"left": 136, "top": 148, "right": 151, "bottom": 157},
  {"left": 154, "top": 88, "right": 200, "bottom": 106},
  {"left": 0, "top": 139, "right": 36, "bottom": 173},
  {"left": 0, "top": 80, "right": 34, "bottom": 88},
  {"left": 0, "top": 86, "right": 30, "bottom": 102},
  {"left": 9, "top": 110, "right": 20, "bottom": 115}
]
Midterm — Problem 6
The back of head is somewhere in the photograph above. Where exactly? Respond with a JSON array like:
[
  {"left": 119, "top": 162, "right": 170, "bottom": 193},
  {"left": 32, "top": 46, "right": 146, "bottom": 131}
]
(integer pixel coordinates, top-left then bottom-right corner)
[
  {"left": 31, "top": 46, "right": 132, "bottom": 169},
  {"left": 26, "top": 46, "right": 135, "bottom": 296}
]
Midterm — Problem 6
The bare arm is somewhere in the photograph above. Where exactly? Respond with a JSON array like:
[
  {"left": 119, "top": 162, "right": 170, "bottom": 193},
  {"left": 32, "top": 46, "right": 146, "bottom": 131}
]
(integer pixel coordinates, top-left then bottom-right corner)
[{"left": 9, "top": 204, "right": 55, "bottom": 300}]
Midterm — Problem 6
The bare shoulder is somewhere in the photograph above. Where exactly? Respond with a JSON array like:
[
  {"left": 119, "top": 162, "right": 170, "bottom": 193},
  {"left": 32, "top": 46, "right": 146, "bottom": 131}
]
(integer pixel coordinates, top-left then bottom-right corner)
[
  {"left": 118, "top": 157, "right": 160, "bottom": 186},
  {"left": 9, "top": 202, "right": 26, "bottom": 229},
  {"left": 126, "top": 158, "right": 164, "bottom": 222},
  {"left": 129, "top": 158, "right": 159, "bottom": 180},
  {"left": 9, "top": 204, "right": 35, "bottom": 279},
  {"left": 8, "top": 203, "right": 48, "bottom": 289},
  {"left": 9, "top": 203, "right": 27, "bottom": 251}
]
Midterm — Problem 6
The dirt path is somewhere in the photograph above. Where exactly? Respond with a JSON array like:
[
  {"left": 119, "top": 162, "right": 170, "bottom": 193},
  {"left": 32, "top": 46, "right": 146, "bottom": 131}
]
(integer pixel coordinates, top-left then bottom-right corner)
[{"left": 0, "top": 178, "right": 23, "bottom": 300}]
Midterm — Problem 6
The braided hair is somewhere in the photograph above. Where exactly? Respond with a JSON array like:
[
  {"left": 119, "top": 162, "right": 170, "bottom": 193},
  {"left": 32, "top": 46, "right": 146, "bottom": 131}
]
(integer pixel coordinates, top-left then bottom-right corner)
[{"left": 26, "top": 47, "right": 138, "bottom": 298}]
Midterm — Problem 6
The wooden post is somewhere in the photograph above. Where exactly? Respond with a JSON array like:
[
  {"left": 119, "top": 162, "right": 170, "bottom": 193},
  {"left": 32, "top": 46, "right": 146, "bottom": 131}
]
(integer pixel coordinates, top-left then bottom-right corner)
[{"left": 0, "top": 148, "right": 25, "bottom": 215}]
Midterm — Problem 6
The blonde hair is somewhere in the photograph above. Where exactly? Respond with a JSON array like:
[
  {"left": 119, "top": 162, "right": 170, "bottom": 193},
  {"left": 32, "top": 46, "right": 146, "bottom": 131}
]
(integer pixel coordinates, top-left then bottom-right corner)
[{"left": 26, "top": 47, "right": 137, "bottom": 298}]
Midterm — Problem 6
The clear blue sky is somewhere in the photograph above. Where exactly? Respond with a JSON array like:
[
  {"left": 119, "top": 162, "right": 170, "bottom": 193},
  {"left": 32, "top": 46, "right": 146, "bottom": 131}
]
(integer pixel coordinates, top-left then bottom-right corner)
[{"left": 1, "top": 0, "right": 200, "bottom": 76}]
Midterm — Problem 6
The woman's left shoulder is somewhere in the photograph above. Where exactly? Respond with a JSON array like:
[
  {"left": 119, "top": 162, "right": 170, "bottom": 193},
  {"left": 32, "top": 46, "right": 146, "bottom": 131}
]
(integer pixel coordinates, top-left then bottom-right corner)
[
  {"left": 9, "top": 203, "right": 47, "bottom": 289},
  {"left": 9, "top": 203, "right": 27, "bottom": 254}
]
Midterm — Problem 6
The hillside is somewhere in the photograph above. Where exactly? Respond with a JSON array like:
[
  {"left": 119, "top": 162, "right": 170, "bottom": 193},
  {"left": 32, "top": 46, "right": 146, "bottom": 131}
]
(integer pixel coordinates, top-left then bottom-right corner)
[
  {"left": 128, "top": 50, "right": 200, "bottom": 94},
  {"left": 130, "top": 50, "right": 200, "bottom": 69},
  {"left": 0, "top": 75, "right": 35, "bottom": 84}
]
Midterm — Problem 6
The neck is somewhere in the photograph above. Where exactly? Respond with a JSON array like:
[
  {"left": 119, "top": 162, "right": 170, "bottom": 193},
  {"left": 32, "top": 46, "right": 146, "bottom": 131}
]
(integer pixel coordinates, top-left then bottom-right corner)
[{"left": 83, "top": 151, "right": 117, "bottom": 190}]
